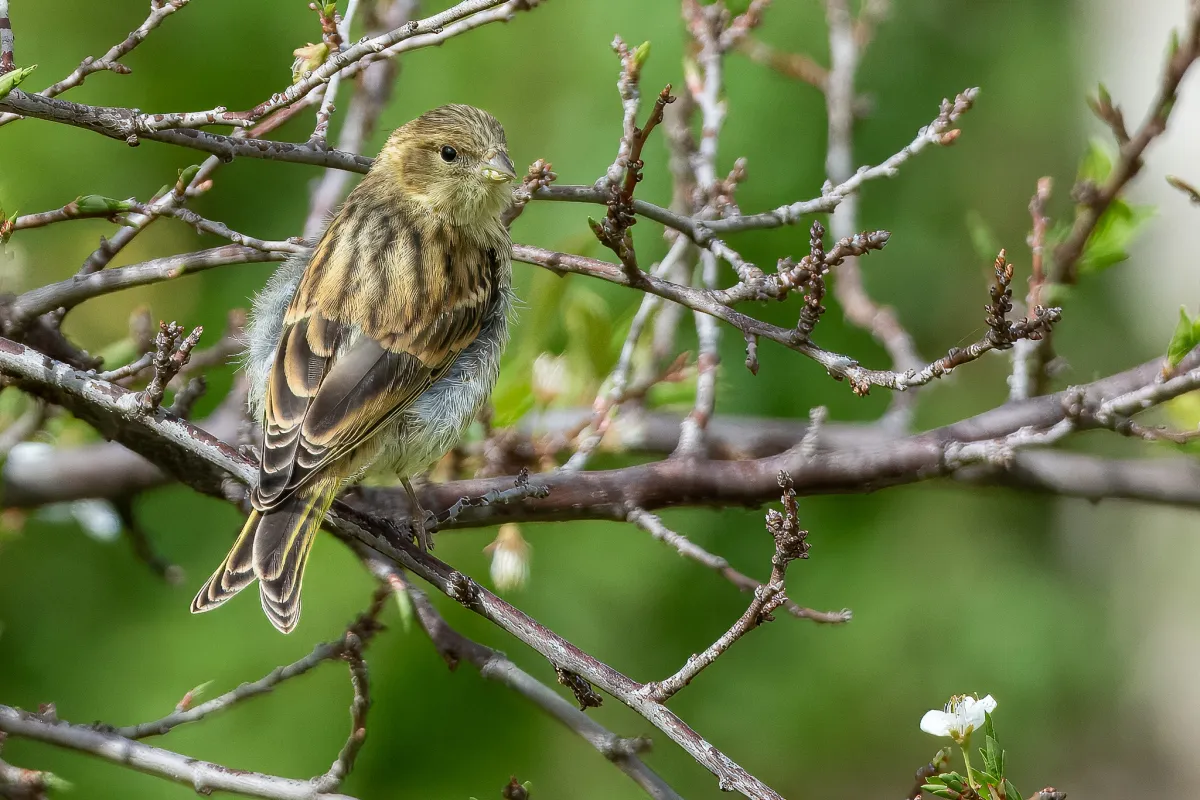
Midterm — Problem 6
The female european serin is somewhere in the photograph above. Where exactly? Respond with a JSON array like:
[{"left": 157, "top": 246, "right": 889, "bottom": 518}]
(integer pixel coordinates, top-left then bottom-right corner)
[{"left": 192, "top": 104, "right": 515, "bottom": 633}]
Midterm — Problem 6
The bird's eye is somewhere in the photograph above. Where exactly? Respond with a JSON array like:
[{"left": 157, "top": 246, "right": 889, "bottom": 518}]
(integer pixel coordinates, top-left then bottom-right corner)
[{"left": 440, "top": 145, "right": 458, "bottom": 162}]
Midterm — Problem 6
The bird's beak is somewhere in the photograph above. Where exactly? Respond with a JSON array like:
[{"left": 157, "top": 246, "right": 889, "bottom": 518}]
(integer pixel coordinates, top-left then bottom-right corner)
[{"left": 479, "top": 151, "right": 516, "bottom": 183}]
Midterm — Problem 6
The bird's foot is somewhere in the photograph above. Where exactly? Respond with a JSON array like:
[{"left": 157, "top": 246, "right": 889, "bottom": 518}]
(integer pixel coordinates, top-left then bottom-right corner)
[{"left": 411, "top": 508, "right": 438, "bottom": 552}]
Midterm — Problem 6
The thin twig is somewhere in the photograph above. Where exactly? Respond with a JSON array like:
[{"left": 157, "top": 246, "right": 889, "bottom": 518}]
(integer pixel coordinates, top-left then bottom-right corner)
[
  {"left": 5, "top": 245, "right": 284, "bottom": 330},
  {"left": 305, "top": 0, "right": 418, "bottom": 239},
  {"left": 0, "top": 396, "right": 45, "bottom": 459},
  {"left": 514, "top": 243, "right": 1057, "bottom": 396},
  {"left": 0, "top": 706, "right": 357, "bottom": 800},
  {"left": 369, "top": 561, "right": 684, "bottom": 800},
  {"left": 139, "top": 322, "right": 202, "bottom": 413},
  {"left": 825, "top": 0, "right": 923, "bottom": 429},
  {"left": 1009, "top": 176, "right": 1053, "bottom": 400},
  {"left": 563, "top": 236, "right": 691, "bottom": 471},
  {"left": 113, "top": 496, "right": 183, "bottom": 585},
  {"left": 0, "top": 0, "right": 191, "bottom": 126},
  {"left": 639, "top": 474, "right": 810, "bottom": 702},
  {"left": 1051, "top": 4, "right": 1200, "bottom": 285},
  {"left": 120, "top": 596, "right": 387, "bottom": 740},
  {"left": 627, "top": 507, "right": 850, "bottom": 624}
]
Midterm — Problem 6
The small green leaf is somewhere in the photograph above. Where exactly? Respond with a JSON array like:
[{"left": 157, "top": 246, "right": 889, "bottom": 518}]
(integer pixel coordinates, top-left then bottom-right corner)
[
  {"left": 586, "top": 216, "right": 606, "bottom": 242},
  {"left": 969, "top": 767, "right": 998, "bottom": 787},
  {"left": 922, "top": 785, "right": 960, "bottom": 800},
  {"left": 291, "top": 42, "right": 330, "bottom": 84},
  {"left": 981, "top": 712, "right": 1003, "bottom": 777},
  {"left": 0, "top": 65, "right": 37, "bottom": 102},
  {"left": 1003, "top": 778, "right": 1023, "bottom": 800},
  {"left": 1078, "top": 196, "right": 1154, "bottom": 274},
  {"left": 631, "top": 41, "right": 652, "bottom": 71},
  {"left": 1097, "top": 82, "right": 1111, "bottom": 109},
  {"left": 938, "top": 772, "right": 965, "bottom": 792},
  {"left": 983, "top": 711, "right": 997, "bottom": 740},
  {"left": 1167, "top": 306, "right": 1200, "bottom": 367},
  {"left": 74, "top": 195, "right": 134, "bottom": 214},
  {"left": 176, "top": 164, "right": 202, "bottom": 191},
  {"left": 1078, "top": 137, "right": 1114, "bottom": 184}
]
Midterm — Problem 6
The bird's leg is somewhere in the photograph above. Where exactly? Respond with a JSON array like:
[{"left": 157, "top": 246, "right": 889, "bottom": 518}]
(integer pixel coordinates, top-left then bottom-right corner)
[{"left": 401, "top": 476, "right": 437, "bottom": 551}]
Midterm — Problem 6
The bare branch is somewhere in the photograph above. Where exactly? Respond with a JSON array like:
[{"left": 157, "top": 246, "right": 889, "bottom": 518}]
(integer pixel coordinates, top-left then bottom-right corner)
[
  {"left": 824, "top": 0, "right": 923, "bottom": 427},
  {"left": 627, "top": 506, "right": 850, "bottom": 624},
  {"left": 371, "top": 562, "right": 684, "bottom": 800},
  {"left": 514, "top": 242, "right": 1056, "bottom": 396},
  {"left": 5, "top": 245, "right": 284, "bottom": 330},
  {"left": 0, "top": 705, "right": 359, "bottom": 800},
  {"left": 305, "top": 0, "right": 418, "bottom": 239},
  {"left": 640, "top": 474, "right": 809, "bottom": 702},
  {"left": 1052, "top": 4, "right": 1200, "bottom": 284},
  {"left": 0, "top": 337, "right": 789, "bottom": 798}
]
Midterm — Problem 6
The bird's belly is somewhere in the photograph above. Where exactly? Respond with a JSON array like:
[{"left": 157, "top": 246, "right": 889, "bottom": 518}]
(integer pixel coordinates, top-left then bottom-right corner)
[{"left": 370, "top": 295, "right": 509, "bottom": 480}]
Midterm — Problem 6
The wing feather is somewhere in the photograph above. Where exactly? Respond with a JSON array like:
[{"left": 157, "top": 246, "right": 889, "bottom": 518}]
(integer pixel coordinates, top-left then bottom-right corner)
[{"left": 251, "top": 197, "right": 500, "bottom": 513}]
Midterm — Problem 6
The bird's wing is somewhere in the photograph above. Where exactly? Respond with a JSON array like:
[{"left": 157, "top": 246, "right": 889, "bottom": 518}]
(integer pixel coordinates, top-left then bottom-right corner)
[{"left": 253, "top": 213, "right": 500, "bottom": 511}]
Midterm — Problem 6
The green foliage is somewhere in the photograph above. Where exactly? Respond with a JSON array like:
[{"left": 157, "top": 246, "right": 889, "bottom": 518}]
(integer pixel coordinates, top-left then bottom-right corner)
[
  {"left": 1077, "top": 136, "right": 1112, "bottom": 184},
  {"left": 1167, "top": 306, "right": 1200, "bottom": 368},
  {"left": 1077, "top": 199, "right": 1154, "bottom": 274},
  {"left": 0, "top": 65, "right": 37, "bottom": 101},
  {"left": 1056, "top": 138, "right": 1154, "bottom": 275}
]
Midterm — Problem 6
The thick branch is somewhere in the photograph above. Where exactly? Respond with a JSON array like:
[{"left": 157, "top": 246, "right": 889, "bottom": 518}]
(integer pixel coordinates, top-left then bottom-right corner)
[{"left": 0, "top": 336, "right": 785, "bottom": 799}]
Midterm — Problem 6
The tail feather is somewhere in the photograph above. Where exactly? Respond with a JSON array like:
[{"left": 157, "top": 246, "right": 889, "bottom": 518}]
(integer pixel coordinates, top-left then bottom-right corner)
[
  {"left": 190, "top": 481, "right": 337, "bottom": 634},
  {"left": 191, "top": 510, "right": 260, "bottom": 614}
]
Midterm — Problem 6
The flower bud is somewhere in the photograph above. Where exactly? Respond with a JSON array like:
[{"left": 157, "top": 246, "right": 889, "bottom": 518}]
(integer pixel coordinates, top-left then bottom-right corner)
[
  {"left": 291, "top": 42, "right": 330, "bottom": 84},
  {"left": 531, "top": 353, "right": 568, "bottom": 406},
  {"left": 485, "top": 523, "right": 530, "bottom": 593}
]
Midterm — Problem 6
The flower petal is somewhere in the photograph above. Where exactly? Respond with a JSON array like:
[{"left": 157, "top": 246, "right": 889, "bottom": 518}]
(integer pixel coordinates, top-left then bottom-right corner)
[
  {"left": 977, "top": 695, "right": 997, "bottom": 714},
  {"left": 920, "top": 710, "right": 954, "bottom": 737}
]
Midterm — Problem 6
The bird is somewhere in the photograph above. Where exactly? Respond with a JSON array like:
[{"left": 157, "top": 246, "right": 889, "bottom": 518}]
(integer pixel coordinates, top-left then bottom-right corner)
[{"left": 191, "top": 104, "right": 516, "bottom": 633}]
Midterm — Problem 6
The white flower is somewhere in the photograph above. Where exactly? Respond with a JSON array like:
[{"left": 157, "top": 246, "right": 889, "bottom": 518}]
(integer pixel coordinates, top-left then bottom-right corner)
[
  {"left": 920, "top": 694, "right": 997, "bottom": 743},
  {"left": 485, "top": 524, "right": 530, "bottom": 592}
]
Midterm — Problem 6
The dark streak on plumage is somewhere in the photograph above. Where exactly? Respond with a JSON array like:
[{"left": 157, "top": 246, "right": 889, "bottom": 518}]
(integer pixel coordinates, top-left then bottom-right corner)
[{"left": 192, "top": 104, "right": 514, "bottom": 634}]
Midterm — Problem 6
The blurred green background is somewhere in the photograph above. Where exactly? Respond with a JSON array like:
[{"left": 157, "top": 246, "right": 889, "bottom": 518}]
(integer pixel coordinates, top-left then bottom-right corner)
[{"left": 0, "top": 0, "right": 1190, "bottom": 798}]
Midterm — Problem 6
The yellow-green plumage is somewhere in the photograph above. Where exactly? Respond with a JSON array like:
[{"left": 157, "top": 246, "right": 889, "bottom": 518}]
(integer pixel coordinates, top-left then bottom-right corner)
[{"left": 192, "top": 105, "right": 515, "bottom": 633}]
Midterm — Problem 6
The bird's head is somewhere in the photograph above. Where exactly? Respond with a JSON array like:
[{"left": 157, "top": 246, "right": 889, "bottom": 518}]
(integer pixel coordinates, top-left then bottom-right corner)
[{"left": 377, "top": 104, "right": 515, "bottom": 226}]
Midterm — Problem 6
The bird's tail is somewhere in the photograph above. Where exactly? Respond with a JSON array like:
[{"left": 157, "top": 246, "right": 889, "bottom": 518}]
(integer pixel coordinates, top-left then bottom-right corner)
[{"left": 190, "top": 478, "right": 338, "bottom": 634}]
